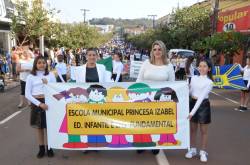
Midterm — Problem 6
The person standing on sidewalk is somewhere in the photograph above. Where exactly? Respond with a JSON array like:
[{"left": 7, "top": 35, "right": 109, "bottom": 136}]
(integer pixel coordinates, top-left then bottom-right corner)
[
  {"left": 16, "top": 50, "right": 34, "bottom": 108},
  {"left": 11, "top": 47, "right": 19, "bottom": 81},
  {"left": 185, "top": 59, "right": 213, "bottom": 163},
  {"left": 25, "top": 56, "right": 56, "bottom": 158}
]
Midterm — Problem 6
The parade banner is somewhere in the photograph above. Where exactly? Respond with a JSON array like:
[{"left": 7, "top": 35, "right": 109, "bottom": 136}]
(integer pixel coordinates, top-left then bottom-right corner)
[
  {"left": 213, "top": 64, "right": 246, "bottom": 90},
  {"left": 217, "top": 5, "right": 250, "bottom": 33},
  {"left": 129, "top": 61, "right": 143, "bottom": 79},
  {"left": 45, "top": 81, "right": 190, "bottom": 150}
]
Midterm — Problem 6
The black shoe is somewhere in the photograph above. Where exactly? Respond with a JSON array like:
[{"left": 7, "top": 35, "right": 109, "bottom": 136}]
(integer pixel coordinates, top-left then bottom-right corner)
[
  {"left": 240, "top": 106, "right": 248, "bottom": 112},
  {"left": 37, "top": 145, "right": 45, "bottom": 158},
  {"left": 47, "top": 148, "right": 54, "bottom": 157},
  {"left": 136, "top": 150, "right": 145, "bottom": 154},
  {"left": 151, "top": 149, "right": 160, "bottom": 155}
]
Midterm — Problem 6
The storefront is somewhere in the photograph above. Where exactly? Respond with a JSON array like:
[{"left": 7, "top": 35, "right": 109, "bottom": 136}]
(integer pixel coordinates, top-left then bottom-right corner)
[
  {"left": 0, "top": 0, "right": 15, "bottom": 54},
  {"left": 217, "top": 4, "right": 250, "bottom": 65}
]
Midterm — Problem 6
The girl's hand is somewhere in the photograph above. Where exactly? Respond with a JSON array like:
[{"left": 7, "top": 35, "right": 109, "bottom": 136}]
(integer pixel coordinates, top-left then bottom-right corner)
[
  {"left": 187, "top": 114, "right": 193, "bottom": 120},
  {"left": 42, "top": 78, "right": 48, "bottom": 84},
  {"left": 39, "top": 103, "right": 48, "bottom": 111}
]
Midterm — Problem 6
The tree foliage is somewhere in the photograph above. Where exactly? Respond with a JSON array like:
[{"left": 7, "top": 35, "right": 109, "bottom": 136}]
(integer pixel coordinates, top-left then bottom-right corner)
[
  {"left": 49, "top": 23, "right": 113, "bottom": 49},
  {"left": 10, "top": 0, "right": 58, "bottom": 46},
  {"left": 126, "top": 5, "right": 211, "bottom": 50}
]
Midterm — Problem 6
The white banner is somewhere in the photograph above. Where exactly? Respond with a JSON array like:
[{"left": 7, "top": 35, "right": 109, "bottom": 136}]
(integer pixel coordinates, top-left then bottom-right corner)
[
  {"left": 129, "top": 61, "right": 143, "bottom": 79},
  {"left": 45, "top": 81, "right": 190, "bottom": 150}
]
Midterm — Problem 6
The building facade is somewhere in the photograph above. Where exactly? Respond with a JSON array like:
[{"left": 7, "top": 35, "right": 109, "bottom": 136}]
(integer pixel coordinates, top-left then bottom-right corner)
[{"left": 0, "top": 0, "right": 16, "bottom": 54}]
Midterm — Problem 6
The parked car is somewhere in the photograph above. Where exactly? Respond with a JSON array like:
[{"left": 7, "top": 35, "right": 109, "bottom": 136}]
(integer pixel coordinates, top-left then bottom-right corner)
[{"left": 168, "top": 49, "right": 195, "bottom": 58}]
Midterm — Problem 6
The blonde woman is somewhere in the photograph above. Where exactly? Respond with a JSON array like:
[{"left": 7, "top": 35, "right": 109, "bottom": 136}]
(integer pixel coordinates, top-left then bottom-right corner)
[
  {"left": 136, "top": 40, "right": 175, "bottom": 155},
  {"left": 17, "top": 50, "right": 34, "bottom": 108}
]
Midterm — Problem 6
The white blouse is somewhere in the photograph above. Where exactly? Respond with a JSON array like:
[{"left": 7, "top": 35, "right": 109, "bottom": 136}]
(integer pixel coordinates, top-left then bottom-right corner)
[
  {"left": 55, "top": 62, "right": 67, "bottom": 82},
  {"left": 241, "top": 65, "right": 250, "bottom": 80},
  {"left": 18, "top": 59, "right": 34, "bottom": 81},
  {"left": 137, "top": 60, "right": 175, "bottom": 82},
  {"left": 112, "top": 60, "right": 124, "bottom": 82},
  {"left": 25, "top": 71, "right": 56, "bottom": 106},
  {"left": 189, "top": 75, "right": 213, "bottom": 116}
]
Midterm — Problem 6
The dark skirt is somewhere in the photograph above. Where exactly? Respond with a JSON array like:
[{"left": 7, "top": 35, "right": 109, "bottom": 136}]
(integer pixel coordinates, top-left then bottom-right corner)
[
  {"left": 20, "top": 80, "right": 26, "bottom": 95},
  {"left": 112, "top": 74, "right": 122, "bottom": 82},
  {"left": 56, "top": 74, "right": 67, "bottom": 82},
  {"left": 242, "top": 80, "right": 250, "bottom": 92},
  {"left": 190, "top": 98, "right": 211, "bottom": 124},
  {"left": 30, "top": 98, "right": 47, "bottom": 129}
]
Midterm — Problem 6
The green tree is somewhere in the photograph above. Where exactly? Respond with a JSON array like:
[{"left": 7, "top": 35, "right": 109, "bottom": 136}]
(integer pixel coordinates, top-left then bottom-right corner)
[
  {"left": 10, "top": 0, "right": 58, "bottom": 46},
  {"left": 52, "top": 23, "right": 113, "bottom": 49}
]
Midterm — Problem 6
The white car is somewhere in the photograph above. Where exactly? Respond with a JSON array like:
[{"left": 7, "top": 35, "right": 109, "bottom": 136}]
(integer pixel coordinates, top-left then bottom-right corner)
[{"left": 168, "top": 49, "right": 195, "bottom": 58}]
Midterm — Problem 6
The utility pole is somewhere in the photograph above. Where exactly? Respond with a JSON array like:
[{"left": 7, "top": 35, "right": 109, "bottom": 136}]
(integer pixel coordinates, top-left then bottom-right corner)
[
  {"left": 80, "top": 9, "right": 90, "bottom": 24},
  {"left": 148, "top": 15, "right": 157, "bottom": 29},
  {"left": 211, "top": 0, "right": 219, "bottom": 34}
]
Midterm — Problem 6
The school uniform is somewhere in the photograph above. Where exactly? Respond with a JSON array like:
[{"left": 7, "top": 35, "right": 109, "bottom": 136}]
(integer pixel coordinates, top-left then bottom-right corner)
[
  {"left": 25, "top": 71, "right": 56, "bottom": 128},
  {"left": 189, "top": 75, "right": 213, "bottom": 124},
  {"left": 19, "top": 59, "right": 33, "bottom": 95},
  {"left": 55, "top": 62, "right": 67, "bottom": 82},
  {"left": 112, "top": 60, "right": 124, "bottom": 82},
  {"left": 241, "top": 65, "right": 250, "bottom": 92}
]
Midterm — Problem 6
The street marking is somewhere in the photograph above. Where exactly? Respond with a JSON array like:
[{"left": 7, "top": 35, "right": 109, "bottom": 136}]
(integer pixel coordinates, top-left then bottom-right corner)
[
  {"left": 0, "top": 110, "right": 23, "bottom": 125},
  {"left": 211, "top": 91, "right": 239, "bottom": 105},
  {"left": 155, "top": 150, "right": 170, "bottom": 165}
]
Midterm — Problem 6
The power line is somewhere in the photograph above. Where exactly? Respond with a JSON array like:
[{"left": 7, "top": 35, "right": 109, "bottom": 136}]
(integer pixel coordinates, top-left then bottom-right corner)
[
  {"left": 148, "top": 15, "right": 157, "bottom": 29},
  {"left": 80, "top": 9, "right": 90, "bottom": 24}
]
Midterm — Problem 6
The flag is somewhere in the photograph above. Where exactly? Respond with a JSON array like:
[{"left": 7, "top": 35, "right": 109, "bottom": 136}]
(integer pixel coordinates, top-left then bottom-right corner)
[
  {"left": 97, "top": 56, "right": 113, "bottom": 80},
  {"left": 212, "top": 64, "right": 246, "bottom": 90}
]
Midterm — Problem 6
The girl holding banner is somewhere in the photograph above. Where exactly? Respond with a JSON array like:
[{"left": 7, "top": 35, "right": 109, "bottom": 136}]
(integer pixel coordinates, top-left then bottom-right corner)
[
  {"left": 186, "top": 59, "right": 213, "bottom": 163},
  {"left": 137, "top": 40, "right": 175, "bottom": 155},
  {"left": 25, "top": 56, "right": 56, "bottom": 158},
  {"left": 238, "top": 57, "right": 250, "bottom": 112}
]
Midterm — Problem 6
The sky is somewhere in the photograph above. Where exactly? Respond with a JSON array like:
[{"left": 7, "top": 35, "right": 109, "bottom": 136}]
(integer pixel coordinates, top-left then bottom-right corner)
[{"left": 43, "top": 0, "right": 204, "bottom": 23}]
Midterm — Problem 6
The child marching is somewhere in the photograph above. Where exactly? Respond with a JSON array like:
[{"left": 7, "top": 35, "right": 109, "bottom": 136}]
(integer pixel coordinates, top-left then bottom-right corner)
[
  {"left": 25, "top": 56, "right": 56, "bottom": 158},
  {"left": 185, "top": 59, "right": 213, "bottom": 163}
]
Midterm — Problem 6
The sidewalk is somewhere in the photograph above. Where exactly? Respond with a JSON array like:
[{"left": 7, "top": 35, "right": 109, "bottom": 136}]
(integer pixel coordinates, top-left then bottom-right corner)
[{"left": 2, "top": 74, "right": 20, "bottom": 91}]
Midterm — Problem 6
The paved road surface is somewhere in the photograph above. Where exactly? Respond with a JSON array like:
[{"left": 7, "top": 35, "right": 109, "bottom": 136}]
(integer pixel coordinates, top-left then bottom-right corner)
[{"left": 0, "top": 87, "right": 249, "bottom": 165}]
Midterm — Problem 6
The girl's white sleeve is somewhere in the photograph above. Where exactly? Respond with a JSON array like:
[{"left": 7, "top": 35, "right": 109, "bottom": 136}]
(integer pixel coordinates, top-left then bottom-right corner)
[
  {"left": 189, "top": 82, "right": 213, "bottom": 116},
  {"left": 25, "top": 76, "right": 41, "bottom": 106},
  {"left": 49, "top": 72, "right": 57, "bottom": 83}
]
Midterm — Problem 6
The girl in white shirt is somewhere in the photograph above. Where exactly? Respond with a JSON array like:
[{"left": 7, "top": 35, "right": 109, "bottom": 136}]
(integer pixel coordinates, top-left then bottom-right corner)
[
  {"left": 112, "top": 53, "right": 124, "bottom": 82},
  {"left": 185, "top": 59, "right": 213, "bottom": 163},
  {"left": 238, "top": 57, "right": 250, "bottom": 112},
  {"left": 16, "top": 50, "right": 33, "bottom": 108},
  {"left": 55, "top": 54, "right": 67, "bottom": 82},
  {"left": 25, "top": 56, "right": 56, "bottom": 158}
]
